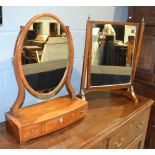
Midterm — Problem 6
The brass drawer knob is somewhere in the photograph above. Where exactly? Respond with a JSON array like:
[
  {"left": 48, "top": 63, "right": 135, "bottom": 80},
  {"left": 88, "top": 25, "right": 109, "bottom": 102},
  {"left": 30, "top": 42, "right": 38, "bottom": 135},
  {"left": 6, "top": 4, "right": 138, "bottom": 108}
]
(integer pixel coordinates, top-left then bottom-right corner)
[
  {"left": 115, "top": 137, "right": 124, "bottom": 148},
  {"left": 59, "top": 117, "right": 64, "bottom": 124}
]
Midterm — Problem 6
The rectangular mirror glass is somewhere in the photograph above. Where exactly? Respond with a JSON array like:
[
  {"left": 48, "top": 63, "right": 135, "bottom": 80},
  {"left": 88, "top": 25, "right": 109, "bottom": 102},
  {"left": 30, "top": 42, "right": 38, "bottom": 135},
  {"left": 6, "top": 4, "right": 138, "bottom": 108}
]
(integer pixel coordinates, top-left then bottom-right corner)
[{"left": 91, "top": 24, "right": 137, "bottom": 86}]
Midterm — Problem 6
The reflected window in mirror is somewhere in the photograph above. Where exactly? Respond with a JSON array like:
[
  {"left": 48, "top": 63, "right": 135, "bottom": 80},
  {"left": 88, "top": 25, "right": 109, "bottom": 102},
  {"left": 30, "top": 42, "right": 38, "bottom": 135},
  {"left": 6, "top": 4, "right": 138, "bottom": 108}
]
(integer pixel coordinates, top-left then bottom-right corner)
[
  {"left": 91, "top": 24, "right": 137, "bottom": 86},
  {"left": 21, "top": 16, "right": 69, "bottom": 93}
]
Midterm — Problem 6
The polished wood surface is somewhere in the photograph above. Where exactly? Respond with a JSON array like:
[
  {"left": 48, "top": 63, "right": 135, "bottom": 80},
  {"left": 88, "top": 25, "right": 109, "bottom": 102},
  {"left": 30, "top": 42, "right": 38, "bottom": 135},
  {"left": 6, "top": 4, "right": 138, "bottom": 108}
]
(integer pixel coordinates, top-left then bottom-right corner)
[
  {"left": 80, "top": 20, "right": 144, "bottom": 104},
  {"left": 1, "top": 92, "right": 153, "bottom": 148}
]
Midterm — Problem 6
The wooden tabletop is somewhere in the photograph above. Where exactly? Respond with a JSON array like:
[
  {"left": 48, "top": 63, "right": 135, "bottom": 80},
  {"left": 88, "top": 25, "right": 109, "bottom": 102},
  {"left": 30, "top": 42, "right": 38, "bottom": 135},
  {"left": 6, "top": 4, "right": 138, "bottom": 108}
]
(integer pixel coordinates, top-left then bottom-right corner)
[{"left": 0, "top": 91, "right": 153, "bottom": 148}]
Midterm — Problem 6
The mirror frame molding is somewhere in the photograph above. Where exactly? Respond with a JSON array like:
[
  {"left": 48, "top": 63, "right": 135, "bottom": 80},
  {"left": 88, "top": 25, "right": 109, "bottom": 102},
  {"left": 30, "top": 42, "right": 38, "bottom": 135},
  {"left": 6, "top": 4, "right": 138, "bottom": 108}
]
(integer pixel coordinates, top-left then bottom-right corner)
[
  {"left": 80, "top": 20, "right": 145, "bottom": 104},
  {"left": 11, "top": 13, "right": 75, "bottom": 116}
]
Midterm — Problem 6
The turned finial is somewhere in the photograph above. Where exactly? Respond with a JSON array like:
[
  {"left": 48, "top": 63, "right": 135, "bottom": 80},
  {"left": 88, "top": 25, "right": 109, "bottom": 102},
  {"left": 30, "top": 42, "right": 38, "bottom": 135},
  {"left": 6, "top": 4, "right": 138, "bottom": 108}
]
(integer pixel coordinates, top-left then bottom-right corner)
[{"left": 142, "top": 17, "right": 145, "bottom": 23}]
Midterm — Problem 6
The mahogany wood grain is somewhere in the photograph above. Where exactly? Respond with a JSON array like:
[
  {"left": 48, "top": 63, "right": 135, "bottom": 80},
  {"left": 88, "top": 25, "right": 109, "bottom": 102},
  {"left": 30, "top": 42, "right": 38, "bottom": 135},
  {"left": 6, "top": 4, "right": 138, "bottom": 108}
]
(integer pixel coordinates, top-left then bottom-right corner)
[
  {"left": 0, "top": 92, "right": 153, "bottom": 148},
  {"left": 128, "top": 6, "right": 155, "bottom": 26}
]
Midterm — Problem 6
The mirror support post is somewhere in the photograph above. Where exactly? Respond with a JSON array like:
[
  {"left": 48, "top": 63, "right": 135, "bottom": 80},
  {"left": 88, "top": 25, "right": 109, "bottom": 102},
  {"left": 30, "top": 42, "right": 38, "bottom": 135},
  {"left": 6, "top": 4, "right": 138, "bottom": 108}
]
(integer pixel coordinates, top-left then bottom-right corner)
[
  {"left": 126, "top": 85, "right": 138, "bottom": 104},
  {"left": 132, "top": 20, "right": 145, "bottom": 81},
  {"left": 65, "top": 26, "right": 76, "bottom": 99},
  {"left": 10, "top": 28, "right": 25, "bottom": 117}
]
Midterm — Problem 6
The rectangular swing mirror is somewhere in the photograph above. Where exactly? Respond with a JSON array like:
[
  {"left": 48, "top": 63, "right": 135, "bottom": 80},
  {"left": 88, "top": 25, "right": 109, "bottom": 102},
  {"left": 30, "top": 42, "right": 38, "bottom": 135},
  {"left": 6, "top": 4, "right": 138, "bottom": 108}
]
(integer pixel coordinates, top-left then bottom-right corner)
[{"left": 80, "top": 20, "right": 144, "bottom": 104}]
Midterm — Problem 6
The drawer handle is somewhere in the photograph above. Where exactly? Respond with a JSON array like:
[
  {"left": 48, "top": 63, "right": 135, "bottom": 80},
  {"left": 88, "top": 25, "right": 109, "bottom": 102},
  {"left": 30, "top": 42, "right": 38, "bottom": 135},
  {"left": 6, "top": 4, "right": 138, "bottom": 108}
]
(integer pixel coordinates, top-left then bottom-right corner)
[
  {"left": 140, "top": 120, "right": 145, "bottom": 125},
  {"left": 31, "top": 129, "right": 34, "bottom": 134},
  {"left": 115, "top": 137, "right": 124, "bottom": 148},
  {"left": 59, "top": 117, "right": 64, "bottom": 124},
  {"left": 136, "top": 121, "right": 145, "bottom": 129},
  {"left": 80, "top": 110, "right": 84, "bottom": 114},
  {"left": 136, "top": 124, "right": 142, "bottom": 129}
]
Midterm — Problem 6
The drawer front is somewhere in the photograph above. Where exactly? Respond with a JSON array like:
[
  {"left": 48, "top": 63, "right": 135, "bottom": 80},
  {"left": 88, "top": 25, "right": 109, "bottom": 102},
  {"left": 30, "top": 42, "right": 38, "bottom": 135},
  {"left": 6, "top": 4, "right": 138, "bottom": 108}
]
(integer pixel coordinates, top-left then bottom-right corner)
[
  {"left": 22, "top": 123, "right": 43, "bottom": 139},
  {"left": 62, "top": 112, "right": 74, "bottom": 127},
  {"left": 90, "top": 140, "right": 107, "bottom": 149},
  {"left": 126, "top": 133, "right": 145, "bottom": 149},
  {"left": 74, "top": 105, "right": 87, "bottom": 121},
  {"left": 45, "top": 117, "right": 62, "bottom": 133},
  {"left": 45, "top": 112, "right": 74, "bottom": 133},
  {"left": 108, "top": 109, "right": 150, "bottom": 149}
]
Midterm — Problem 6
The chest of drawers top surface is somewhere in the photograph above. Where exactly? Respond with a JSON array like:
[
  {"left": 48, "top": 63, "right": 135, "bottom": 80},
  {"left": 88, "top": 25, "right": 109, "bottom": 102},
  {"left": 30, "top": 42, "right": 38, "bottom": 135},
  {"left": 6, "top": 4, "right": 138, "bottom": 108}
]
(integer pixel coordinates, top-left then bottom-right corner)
[{"left": 0, "top": 91, "right": 153, "bottom": 148}]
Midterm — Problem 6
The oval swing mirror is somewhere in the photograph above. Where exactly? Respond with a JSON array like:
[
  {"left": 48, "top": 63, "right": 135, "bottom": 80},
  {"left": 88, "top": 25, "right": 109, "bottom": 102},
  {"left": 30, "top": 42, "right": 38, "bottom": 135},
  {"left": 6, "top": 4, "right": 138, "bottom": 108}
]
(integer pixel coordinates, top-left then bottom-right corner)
[{"left": 6, "top": 13, "right": 88, "bottom": 144}]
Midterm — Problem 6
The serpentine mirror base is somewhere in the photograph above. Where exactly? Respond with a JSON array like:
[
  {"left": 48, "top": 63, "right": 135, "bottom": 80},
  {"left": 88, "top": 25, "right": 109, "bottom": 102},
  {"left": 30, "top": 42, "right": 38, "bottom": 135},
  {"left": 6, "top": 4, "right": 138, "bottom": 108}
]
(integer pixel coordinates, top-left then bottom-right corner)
[{"left": 6, "top": 96, "right": 88, "bottom": 144}]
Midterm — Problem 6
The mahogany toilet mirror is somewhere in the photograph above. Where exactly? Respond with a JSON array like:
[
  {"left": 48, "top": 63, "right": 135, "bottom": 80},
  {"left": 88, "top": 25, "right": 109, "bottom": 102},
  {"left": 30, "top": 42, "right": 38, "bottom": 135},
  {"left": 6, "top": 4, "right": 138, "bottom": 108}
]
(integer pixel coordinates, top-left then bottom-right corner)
[
  {"left": 80, "top": 20, "right": 144, "bottom": 104},
  {"left": 6, "top": 12, "right": 88, "bottom": 144}
]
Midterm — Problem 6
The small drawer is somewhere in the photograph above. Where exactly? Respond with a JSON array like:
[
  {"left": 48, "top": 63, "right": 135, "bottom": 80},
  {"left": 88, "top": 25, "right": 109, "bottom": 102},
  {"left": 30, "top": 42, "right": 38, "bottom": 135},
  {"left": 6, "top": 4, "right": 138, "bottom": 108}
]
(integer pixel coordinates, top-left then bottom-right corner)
[
  {"left": 74, "top": 106, "right": 87, "bottom": 121},
  {"left": 22, "top": 123, "right": 43, "bottom": 139},
  {"left": 61, "top": 112, "right": 74, "bottom": 127},
  {"left": 45, "top": 117, "right": 62, "bottom": 133},
  {"left": 108, "top": 109, "right": 150, "bottom": 149},
  {"left": 45, "top": 112, "right": 74, "bottom": 133}
]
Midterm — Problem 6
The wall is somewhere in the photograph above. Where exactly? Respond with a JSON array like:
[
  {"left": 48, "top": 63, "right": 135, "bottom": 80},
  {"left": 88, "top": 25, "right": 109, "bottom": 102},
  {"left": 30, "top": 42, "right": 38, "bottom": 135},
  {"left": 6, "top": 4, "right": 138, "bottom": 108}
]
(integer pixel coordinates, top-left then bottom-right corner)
[{"left": 0, "top": 6, "right": 128, "bottom": 122}]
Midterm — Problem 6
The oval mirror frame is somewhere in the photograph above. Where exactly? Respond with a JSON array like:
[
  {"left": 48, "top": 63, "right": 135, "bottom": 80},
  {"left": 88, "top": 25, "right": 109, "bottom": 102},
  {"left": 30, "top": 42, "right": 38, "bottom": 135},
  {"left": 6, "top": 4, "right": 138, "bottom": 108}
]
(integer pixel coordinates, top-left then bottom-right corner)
[
  {"left": 11, "top": 13, "right": 75, "bottom": 116},
  {"left": 15, "top": 13, "right": 74, "bottom": 98}
]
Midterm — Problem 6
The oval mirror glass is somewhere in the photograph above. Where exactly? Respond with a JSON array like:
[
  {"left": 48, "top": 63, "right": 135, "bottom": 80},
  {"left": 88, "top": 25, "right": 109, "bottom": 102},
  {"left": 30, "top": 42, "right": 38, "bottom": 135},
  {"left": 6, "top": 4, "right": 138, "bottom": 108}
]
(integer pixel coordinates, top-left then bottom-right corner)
[{"left": 21, "top": 16, "right": 69, "bottom": 94}]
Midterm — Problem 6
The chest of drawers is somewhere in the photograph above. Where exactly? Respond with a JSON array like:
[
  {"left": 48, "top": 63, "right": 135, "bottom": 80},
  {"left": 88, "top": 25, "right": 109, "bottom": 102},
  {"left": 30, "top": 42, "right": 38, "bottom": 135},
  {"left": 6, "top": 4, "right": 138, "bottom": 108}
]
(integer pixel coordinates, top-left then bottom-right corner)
[{"left": 0, "top": 92, "right": 153, "bottom": 148}]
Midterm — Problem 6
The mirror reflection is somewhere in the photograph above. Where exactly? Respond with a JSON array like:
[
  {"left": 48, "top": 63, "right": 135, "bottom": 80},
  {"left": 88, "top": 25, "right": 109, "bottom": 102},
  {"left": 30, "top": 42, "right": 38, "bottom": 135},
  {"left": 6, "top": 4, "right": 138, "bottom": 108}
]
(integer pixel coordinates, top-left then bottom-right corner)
[
  {"left": 91, "top": 24, "right": 137, "bottom": 86},
  {"left": 22, "top": 16, "right": 69, "bottom": 93}
]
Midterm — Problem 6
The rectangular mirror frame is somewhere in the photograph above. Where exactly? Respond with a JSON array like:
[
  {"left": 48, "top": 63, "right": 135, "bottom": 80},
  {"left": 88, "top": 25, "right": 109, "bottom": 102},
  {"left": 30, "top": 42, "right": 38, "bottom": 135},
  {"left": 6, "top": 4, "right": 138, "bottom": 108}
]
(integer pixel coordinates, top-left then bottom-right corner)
[{"left": 80, "top": 20, "right": 145, "bottom": 104}]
